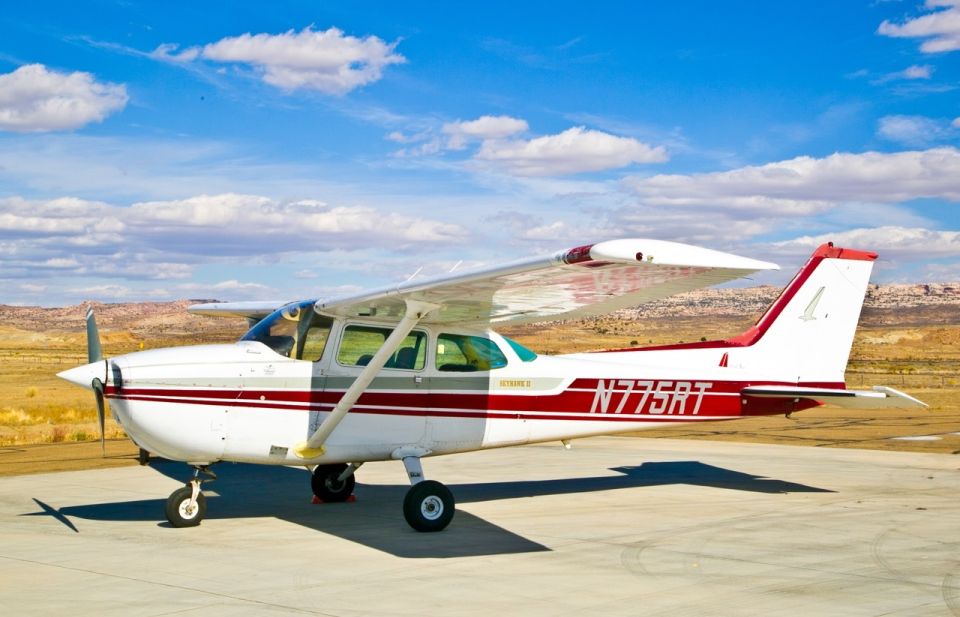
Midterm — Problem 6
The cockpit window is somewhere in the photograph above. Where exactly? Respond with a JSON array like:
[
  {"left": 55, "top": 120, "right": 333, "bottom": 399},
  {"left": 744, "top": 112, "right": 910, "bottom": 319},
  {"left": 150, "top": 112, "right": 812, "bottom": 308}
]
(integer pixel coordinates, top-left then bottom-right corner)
[
  {"left": 436, "top": 333, "right": 507, "bottom": 372},
  {"left": 240, "top": 301, "right": 333, "bottom": 361}
]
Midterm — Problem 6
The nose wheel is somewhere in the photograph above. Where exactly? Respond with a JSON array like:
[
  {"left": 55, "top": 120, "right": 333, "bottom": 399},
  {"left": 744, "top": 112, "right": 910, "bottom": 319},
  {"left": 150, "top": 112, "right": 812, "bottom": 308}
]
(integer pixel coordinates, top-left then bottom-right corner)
[{"left": 165, "top": 465, "right": 216, "bottom": 528}]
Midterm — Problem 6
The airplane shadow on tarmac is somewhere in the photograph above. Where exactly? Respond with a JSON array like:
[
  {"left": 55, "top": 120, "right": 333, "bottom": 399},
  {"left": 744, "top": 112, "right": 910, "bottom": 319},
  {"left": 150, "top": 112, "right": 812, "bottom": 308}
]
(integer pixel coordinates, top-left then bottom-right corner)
[{"left": 27, "top": 459, "right": 832, "bottom": 559}]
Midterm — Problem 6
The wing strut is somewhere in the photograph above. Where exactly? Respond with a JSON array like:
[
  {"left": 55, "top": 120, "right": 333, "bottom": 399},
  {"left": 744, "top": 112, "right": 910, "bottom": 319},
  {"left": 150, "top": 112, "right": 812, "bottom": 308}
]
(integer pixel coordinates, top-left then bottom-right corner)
[{"left": 293, "top": 299, "right": 441, "bottom": 459}]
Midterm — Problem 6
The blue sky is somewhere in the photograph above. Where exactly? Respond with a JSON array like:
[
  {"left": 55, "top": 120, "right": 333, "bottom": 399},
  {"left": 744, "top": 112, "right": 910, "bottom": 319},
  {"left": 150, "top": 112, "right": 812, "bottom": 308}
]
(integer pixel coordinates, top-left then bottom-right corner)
[{"left": 1, "top": 1, "right": 958, "bottom": 305}]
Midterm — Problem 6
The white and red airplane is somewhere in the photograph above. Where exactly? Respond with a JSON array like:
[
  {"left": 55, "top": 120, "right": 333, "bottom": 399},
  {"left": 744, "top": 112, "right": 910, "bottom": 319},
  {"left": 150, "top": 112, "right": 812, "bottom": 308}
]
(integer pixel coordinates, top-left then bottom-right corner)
[{"left": 58, "top": 239, "right": 925, "bottom": 532}]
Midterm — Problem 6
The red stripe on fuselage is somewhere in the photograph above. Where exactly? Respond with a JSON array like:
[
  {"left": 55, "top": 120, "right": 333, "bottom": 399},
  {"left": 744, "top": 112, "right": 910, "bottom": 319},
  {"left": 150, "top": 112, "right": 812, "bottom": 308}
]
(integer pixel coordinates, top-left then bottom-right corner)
[{"left": 105, "top": 378, "right": 840, "bottom": 420}]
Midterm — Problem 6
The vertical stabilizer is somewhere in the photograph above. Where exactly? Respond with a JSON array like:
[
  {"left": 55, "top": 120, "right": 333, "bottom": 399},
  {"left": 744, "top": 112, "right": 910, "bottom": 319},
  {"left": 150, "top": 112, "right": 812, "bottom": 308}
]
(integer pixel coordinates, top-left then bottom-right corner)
[{"left": 733, "top": 244, "right": 876, "bottom": 385}]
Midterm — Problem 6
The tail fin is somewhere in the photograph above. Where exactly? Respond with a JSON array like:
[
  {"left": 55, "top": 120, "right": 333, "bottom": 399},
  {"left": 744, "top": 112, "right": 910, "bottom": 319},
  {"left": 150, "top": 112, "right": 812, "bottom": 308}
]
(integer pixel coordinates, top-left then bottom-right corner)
[{"left": 732, "top": 243, "right": 877, "bottom": 385}]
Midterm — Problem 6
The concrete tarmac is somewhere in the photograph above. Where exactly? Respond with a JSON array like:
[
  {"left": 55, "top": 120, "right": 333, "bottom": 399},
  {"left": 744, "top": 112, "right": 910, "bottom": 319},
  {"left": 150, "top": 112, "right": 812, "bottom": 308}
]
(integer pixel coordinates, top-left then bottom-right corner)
[{"left": 1, "top": 436, "right": 958, "bottom": 616}]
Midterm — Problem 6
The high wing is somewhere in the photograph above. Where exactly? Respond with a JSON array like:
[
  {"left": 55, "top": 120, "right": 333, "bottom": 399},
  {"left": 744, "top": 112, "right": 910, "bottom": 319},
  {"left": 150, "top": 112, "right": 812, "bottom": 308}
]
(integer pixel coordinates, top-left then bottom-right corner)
[
  {"left": 187, "top": 300, "right": 290, "bottom": 321},
  {"left": 315, "top": 239, "right": 779, "bottom": 326}
]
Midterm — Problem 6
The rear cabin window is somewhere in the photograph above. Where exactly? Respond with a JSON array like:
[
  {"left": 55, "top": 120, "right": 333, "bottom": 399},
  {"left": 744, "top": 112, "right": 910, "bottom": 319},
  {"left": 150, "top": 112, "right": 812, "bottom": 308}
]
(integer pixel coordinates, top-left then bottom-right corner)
[
  {"left": 436, "top": 334, "right": 508, "bottom": 372},
  {"left": 336, "top": 325, "right": 426, "bottom": 370},
  {"left": 503, "top": 336, "right": 537, "bottom": 362}
]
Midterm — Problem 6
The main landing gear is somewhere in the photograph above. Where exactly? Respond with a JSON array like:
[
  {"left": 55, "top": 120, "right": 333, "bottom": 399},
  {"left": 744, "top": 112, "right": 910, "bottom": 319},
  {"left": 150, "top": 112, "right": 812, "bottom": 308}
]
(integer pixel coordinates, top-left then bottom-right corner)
[
  {"left": 165, "top": 465, "right": 216, "bottom": 528},
  {"left": 309, "top": 457, "right": 455, "bottom": 532},
  {"left": 401, "top": 456, "right": 455, "bottom": 532},
  {"left": 310, "top": 463, "right": 359, "bottom": 502}
]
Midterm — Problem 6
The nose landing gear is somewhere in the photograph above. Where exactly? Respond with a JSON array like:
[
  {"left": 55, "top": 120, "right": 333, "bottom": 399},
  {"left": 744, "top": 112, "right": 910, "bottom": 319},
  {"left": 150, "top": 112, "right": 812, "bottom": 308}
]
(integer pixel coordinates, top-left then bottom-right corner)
[{"left": 165, "top": 465, "right": 217, "bottom": 528}]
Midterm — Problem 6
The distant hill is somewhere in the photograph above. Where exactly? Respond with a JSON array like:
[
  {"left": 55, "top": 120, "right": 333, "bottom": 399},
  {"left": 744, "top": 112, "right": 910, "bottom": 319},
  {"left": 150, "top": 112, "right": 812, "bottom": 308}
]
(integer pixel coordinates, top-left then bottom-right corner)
[{"left": 1, "top": 282, "right": 957, "bottom": 339}]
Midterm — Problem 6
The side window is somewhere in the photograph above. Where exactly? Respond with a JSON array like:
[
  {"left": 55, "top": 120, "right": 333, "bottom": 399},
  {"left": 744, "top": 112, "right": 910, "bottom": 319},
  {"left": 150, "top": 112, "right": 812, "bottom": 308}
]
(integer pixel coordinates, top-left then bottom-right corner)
[
  {"left": 503, "top": 336, "right": 538, "bottom": 362},
  {"left": 436, "top": 334, "right": 508, "bottom": 372},
  {"left": 336, "top": 325, "right": 426, "bottom": 370}
]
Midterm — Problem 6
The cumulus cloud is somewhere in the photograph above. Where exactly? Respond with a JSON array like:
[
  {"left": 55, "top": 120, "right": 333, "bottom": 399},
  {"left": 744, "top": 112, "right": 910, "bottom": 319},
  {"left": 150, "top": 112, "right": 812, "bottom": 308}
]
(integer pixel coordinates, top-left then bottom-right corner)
[
  {"left": 127, "top": 194, "right": 466, "bottom": 248},
  {"left": 622, "top": 148, "right": 960, "bottom": 214},
  {"left": 475, "top": 126, "right": 668, "bottom": 176},
  {"left": 443, "top": 115, "right": 529, "bottom": 149},
  {"left": 0, "top": 196, "right": 123, "bottom": 240},
  {"left": 878, "top": 0, "right": 960, "bottom": 53},
  {"left": 0, "top": 192, "right": 471, "bottom": 302},
  {"left": 176, "top": 26, "right": 405, "bottom": 94},
  {"left": 771, "top": 226, "right": 960, "bottom": 259},
  {"left": 0, "top": 64, "right": 128, "bottom": 132},
  {"left": 0, "top": 193, "right": 467, "bottom": 276},
  {"left": 877, "top": 115, "right": 953, "bottom": 146}
]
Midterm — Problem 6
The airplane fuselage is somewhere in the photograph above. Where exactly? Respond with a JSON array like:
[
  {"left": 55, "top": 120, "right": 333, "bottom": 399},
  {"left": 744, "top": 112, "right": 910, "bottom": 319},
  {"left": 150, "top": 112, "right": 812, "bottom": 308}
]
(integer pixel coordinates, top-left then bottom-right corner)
[{"left": 98, "top": 326, "right": 815, "bottom": 467}]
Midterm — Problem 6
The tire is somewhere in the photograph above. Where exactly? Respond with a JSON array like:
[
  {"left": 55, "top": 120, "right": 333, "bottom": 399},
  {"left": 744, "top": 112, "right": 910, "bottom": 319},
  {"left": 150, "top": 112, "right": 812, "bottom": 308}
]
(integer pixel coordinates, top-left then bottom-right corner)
[
  {"left": 165, "top": 485, "right": 206, "bottom": 527},
  {"left": 311, "top": 464, "right": 356, "bottom": 502},
  {"left": 403, "top": 480, "right": 455, "bottom": 532}
]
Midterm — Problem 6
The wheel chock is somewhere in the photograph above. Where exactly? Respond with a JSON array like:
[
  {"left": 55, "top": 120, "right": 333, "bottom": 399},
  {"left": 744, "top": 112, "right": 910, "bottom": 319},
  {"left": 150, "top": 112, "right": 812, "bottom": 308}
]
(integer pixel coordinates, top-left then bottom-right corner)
[{"left": 311, "top": 494, "right": 356, "bottom": 504}]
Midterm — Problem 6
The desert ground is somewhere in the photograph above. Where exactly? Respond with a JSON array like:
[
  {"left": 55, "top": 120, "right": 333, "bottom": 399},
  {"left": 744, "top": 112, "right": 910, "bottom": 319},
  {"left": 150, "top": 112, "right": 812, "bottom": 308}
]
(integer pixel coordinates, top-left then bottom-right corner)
[{"left": 1, "top": 283, "right": 958, "bottom": 476}]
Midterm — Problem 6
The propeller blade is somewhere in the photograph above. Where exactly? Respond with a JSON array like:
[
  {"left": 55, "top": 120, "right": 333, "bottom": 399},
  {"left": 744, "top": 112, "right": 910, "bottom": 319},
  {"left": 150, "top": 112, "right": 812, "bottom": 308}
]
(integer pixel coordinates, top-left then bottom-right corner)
[
  {"left": 92, "top": 378, "right": 106, "bottom": 456},
  {"left": 86, "top": 306, "right": 103, "bottom": 364}
]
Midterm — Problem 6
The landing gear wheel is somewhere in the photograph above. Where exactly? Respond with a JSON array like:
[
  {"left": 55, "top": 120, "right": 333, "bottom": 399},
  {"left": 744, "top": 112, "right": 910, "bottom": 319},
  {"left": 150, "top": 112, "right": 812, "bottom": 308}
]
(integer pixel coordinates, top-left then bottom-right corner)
[
  {"left": 403, "top": 480, "right": 455, "bottom": 532},
  {"left": 311, "top": 464, "right": 356, "bottom": 502},
  {"left": 165, "top": 485, "right": 206, "bottom": 527}
]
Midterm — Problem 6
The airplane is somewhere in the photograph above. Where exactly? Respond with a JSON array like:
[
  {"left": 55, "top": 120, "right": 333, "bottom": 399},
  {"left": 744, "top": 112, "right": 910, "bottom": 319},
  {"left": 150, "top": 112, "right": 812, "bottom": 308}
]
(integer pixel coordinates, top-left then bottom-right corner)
[{"left": 57, "top": 239, "right": 926, "bottom": 532}]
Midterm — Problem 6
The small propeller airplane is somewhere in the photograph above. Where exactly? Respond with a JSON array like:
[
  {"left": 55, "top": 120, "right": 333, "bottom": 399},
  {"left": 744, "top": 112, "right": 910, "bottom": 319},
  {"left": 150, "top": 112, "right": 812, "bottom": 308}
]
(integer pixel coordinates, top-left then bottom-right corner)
[{"left": 58, "top": 239, "right": 925, "bottom": 532}]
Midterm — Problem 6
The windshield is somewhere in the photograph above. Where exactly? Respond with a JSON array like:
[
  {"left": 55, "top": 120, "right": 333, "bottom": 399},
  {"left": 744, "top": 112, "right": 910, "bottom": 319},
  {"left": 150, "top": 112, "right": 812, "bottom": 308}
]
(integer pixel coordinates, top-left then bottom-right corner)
[{"left": 240, "top": 301, "right": 332, "bottom": 360}]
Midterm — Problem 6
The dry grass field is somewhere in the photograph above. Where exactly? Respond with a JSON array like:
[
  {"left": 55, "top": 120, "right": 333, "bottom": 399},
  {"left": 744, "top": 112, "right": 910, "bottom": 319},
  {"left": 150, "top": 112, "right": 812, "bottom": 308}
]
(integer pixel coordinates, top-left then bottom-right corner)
[{"left": 0, "top": 295, "right": 957, "bottom": 476}]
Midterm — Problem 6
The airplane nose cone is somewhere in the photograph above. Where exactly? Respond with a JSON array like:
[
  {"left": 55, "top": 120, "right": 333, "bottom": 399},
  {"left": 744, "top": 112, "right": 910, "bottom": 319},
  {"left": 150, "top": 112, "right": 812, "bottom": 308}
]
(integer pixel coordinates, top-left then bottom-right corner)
[{"left": 57, "top": 361, "right": 107, "bottom": 390}]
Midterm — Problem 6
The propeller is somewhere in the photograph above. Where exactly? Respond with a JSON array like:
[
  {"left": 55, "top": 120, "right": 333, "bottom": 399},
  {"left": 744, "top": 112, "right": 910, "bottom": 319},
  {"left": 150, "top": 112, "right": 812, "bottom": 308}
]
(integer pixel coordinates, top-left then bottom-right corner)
[
  {"left": 85, "top": 307, "right": 107, "bottom": 456},
  {"left": 92, "top": 377, "right": 107, "bottom": 455}
]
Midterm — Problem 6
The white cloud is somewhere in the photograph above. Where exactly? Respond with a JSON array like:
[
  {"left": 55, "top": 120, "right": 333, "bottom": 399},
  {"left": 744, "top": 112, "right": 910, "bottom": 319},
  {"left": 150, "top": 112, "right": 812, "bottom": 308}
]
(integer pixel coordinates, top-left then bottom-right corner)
[
  {"left": 874, "top": 64, "right": 935, "bottom": 83},
  {"left": 924, "top": 262, "right": 960, "bottom": 280},
  {"left": 953, "top": 117, "right": 960, "bottom": 128},
  {"left": 196, "top": 26, "right": 405, "bottom": 94},
  {"left": 0, "top": 191, "right": 473, "bottom": 302},
  {"left": 128, "top": 193, "right": 466, "bottom": 247},
  {"left": 148, "top": 43, "right": 201, "bottom": 63},
  {"left": 1, "top": 193, "right": 467, "bottom": 272},
  {"left": 903, "top": 64, "right": 934, "bottom": 79},
  {"left": 0, "top": 196, "right": 123, "bottom": 240},
  {"left": 878, "top": 1, "right": 960, "bottom": 53},
  {"left": 622, "top": 148, "right": 960, "bottom": 214},
  {"left": 877, "top": 115, "right": 952, "bottom": 146},
  {"left": 771, "top": 226, "right": 960, "bottom": 259},
  {"left": 0, "top": 64, "right": 128, "bottom": 132},
  {"left": 475, "top": 126, "right": 668, "bottom": 176},
  {"left": 443, "top": 115, "right": 529, "bottom": 149},
  {"left": 391, "top": 137, "right": 443, "bottom": 157}
]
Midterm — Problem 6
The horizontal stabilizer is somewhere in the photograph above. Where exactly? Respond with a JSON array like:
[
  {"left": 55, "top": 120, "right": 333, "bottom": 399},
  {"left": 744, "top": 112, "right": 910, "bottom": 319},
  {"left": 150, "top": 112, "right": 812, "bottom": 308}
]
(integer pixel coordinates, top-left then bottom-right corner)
[{"left": 741, "top": 385, "right": 927, "bottom": 410}]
